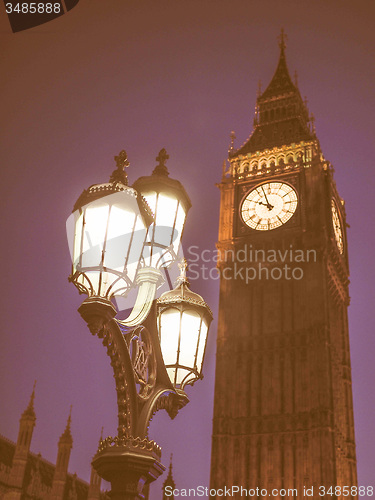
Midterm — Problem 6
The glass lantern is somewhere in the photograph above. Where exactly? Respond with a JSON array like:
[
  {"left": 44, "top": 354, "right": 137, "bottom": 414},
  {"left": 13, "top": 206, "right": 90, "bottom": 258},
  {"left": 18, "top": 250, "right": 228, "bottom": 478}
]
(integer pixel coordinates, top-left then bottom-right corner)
[
  {"left": 67, "top": 151, "right": 153, "bottom": 300},
  {"left": 133, "top": 149, "right": 191, "bottom": 269},
  {"left": 156, "top": 261, "right": 213, "bottom": 388}
]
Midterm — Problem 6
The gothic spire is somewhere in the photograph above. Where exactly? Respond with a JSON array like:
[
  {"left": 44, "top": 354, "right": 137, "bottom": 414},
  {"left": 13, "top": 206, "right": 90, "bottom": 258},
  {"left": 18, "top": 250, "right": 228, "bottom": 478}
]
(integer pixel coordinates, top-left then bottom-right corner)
[
  {"left": 168, "top": 454, "right": 174, "bottom": 477},
  {"left": 59, "top": 406, "right": 73, "bottom": 445},
  {"left": 260, "top": 28, "right": 295, "bottom": 100},
  {"left": 162, "top": 454, "right": 175, "bottom": 499},
  {"left": 22, "top": 380, "right": 36, "bottom": 419},
  {"left": 232, "top": 30, "right": 314, "bottom": 156}
]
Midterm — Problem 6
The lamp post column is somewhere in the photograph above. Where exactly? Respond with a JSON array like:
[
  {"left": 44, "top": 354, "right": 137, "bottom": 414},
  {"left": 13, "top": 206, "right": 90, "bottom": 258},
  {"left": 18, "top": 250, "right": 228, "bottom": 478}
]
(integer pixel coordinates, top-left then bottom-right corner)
[{"left": 77, "top": 298, "right": 186, "bottom": 500}]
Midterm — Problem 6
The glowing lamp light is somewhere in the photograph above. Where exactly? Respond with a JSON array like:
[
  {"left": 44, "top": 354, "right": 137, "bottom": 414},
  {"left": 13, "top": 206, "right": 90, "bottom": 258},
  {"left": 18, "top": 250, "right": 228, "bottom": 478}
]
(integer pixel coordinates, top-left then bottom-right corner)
[
  {"left": 156, "top": 261, "right": 213, "bottom": 388},
  {"left": 133, "top": 149, "right": 191, "bottom": 269},
  {"left": 67, "top": 151, "right": 153, "bottom": 299}
]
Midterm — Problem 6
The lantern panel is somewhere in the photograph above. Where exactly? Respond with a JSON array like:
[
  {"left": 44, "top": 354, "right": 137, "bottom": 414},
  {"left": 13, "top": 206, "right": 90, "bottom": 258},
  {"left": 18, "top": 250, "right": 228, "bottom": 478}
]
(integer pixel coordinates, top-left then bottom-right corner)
[
  {"left": 73, "top": 212, "right": 83, "bottom": 269},
  {"left": 155, "top": 193, "right": 178, "bottom": 233},
  {"left": 141, "top": 191, "right": 186, "bottom": 268},
  {"left": 159, "top": 308, "right": 180, "bottom": 369},
  {"left": 196, "top": 320, "right": 208, "bottom": 372},
  {"left": 173, "top": 203, "right": 186, "bottom": 255},
  {"left": 81, "top": 203, "right": 110, "bottom": 268},
  {"left": 179, "top": 310, "right": 201, "bottom": 370},
  {"left": 125, "top": 215, "right": 150, "bottom": 283},
  {"left": 104, "top": 206, "right": 137, "bottom": 272}
]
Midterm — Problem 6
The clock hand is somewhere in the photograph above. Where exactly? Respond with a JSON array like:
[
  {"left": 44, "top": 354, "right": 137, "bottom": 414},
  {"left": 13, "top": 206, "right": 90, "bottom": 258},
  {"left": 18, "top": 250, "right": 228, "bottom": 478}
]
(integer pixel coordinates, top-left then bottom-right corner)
[
  {"left": 262, "top": 186, "right": 270, "bottom": 204},
  {"left": 258, "top": 200, "right": 274, "bottom": 210},
  {"left": 261, "top": 186, "right": 274, "bottom": 210}
]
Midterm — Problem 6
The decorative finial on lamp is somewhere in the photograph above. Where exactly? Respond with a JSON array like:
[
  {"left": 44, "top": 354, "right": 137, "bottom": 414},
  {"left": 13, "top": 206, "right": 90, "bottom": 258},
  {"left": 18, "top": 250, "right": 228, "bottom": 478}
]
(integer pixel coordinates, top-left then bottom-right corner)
[
  {"left": 176, "top": 258, "right": 189, "bottom": 285},
  {"left": 110, "top": 150, "right": 130, "bottom": 185},
  {"left": 153, "top": 148, "right": 170, "bottom": 176}
]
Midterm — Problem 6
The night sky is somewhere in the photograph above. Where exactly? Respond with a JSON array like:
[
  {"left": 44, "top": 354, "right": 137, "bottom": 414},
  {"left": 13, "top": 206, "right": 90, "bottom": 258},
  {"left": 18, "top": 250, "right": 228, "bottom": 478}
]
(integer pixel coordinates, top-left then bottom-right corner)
[{"left": 1, "top": 0, "right": 375, "bottom": 497}]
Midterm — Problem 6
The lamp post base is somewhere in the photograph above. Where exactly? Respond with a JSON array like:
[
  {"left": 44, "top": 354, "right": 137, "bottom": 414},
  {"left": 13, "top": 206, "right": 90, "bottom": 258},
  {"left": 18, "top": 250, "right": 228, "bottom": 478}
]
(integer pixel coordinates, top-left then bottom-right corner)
[{"left": 92, "top": 437, "right": 165, "bottom": 500}]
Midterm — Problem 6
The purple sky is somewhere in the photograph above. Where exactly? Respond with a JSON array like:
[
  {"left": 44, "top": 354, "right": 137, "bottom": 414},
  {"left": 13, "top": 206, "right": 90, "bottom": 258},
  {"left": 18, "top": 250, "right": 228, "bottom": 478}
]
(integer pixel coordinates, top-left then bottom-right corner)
[{"left": 1, "top": 0, "right": 375, "bottom": 497}]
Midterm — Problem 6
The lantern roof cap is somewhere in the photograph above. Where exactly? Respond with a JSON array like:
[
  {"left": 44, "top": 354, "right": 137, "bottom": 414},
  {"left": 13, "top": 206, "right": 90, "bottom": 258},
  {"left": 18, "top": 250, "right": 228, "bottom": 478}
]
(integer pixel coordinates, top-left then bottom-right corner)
[
  {"left": 73, "top": 181, "right": 137, "bottom": 211},
  {"left": 72, "top": 150, "right": 154, "bottom": 227},
  {"left": 133, "top": 149, "right": 192, "bottom": 213},
  {"left": 157, "top": 260, "right": 213, "bottom": 319}
]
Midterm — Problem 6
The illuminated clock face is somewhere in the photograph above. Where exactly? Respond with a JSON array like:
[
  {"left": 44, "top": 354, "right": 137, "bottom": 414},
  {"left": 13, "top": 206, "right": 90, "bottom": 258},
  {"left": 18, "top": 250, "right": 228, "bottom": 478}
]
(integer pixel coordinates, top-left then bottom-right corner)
[
  {"left": 331, "top": 199, "right": 344, "bottom": 254},
  {"left": 241, "top": 181, "right": 298, "bottom": 231}
]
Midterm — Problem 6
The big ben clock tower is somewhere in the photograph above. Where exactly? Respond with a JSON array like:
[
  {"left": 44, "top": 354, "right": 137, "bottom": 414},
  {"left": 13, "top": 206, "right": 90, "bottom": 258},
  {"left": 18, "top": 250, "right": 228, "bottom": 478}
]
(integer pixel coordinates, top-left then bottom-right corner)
[{"left": 210, "top": 32, "right": 357, "bottom": 499}]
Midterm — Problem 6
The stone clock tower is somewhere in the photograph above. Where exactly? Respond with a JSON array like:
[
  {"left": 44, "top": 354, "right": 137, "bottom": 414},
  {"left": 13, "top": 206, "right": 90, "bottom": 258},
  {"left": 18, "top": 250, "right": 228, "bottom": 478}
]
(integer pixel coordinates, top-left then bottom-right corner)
[{"left": 210, "top": 33, "right": 357, "bottom": 499}]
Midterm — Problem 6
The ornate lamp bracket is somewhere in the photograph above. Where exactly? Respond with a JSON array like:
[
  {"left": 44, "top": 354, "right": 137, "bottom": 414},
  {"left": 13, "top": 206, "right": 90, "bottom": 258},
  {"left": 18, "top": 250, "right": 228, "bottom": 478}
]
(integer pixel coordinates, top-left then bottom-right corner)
[{"left": 78, "top": 298, "right": 189, "bottom": 440}]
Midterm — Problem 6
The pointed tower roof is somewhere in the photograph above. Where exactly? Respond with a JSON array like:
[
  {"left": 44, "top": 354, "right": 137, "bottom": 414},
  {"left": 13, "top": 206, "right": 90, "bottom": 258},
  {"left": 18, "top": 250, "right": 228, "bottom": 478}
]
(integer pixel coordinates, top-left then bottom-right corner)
[
  {"left": 21, "top": 381, "right": 36, "bottom": 420},
  {"left": 162, "top": 454, "right": 175, "bottom": 499},
  {"left": 260, "top": 29, "right": 296, "bottom": 100},
  {"left": 232, "top": 30, "right": 314, "bottom": 157},
  {"left": 59, "top": 406, "right": 73, "bottom": 446}
]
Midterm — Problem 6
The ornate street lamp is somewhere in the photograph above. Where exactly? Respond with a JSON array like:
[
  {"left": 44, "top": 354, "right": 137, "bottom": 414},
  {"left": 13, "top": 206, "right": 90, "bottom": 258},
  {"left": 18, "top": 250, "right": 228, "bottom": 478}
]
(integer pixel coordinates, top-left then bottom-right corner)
[
  {"left": 157, "top": 260, "right": 212, "bottom": 388},
  {"left": 66, "top": 150, "right": 212, "bottom": 500}
]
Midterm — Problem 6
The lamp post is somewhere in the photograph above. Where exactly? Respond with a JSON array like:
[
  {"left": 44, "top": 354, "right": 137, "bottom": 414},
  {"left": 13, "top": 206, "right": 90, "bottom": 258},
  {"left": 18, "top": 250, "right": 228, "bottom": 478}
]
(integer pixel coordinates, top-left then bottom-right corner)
[{"left": 66, "top": 150, "right": 213, "bottom": 500}]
